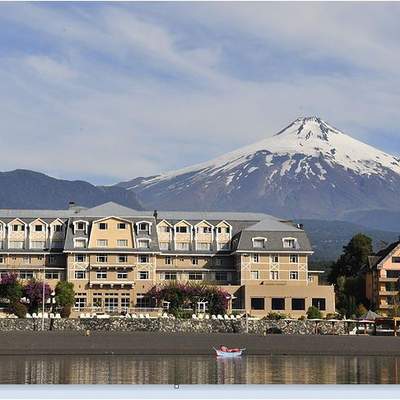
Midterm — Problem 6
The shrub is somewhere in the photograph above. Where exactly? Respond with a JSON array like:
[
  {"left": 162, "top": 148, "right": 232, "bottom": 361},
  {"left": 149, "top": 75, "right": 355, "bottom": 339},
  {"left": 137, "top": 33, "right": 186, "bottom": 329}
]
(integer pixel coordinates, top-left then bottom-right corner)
[
  {"left": 60, "top": 305, "right": 72, "bottom": 318},
  {"left": 0, "top": 273, "right": 23, "bottom": 305},
  {"left": 266, "top": 312, "right": 287, "bottom": 320},
  {"left": 8, "top": 302, "right": 27, "bottom": 318},
  {"left": 24, "top": 280, "right": 51, "bottom": 312},
  {"left": 307, "top": 306, "right": 322, "bottom": 319},
  {"left": 356, "top": 303, "right": 368, "bottom": 318},
  {"left": 298, "top": 315, "right": 306, "bottom": 321},
  {"left": 325, "top": 312, "right": 341, "bottom": 320},
  {"left": 55, "top": 281, "right": 75, "bottom": 307}
]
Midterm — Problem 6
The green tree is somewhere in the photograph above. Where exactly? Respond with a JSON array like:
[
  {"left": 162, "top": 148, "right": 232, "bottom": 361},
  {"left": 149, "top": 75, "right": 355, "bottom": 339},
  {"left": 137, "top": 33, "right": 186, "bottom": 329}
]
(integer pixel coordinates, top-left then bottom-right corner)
[
  {"left": 55, "top": 281, "right": 75, "bottom": 307},
  {"left": 0, "top": 273, "right": 23, "bottom": 305}
]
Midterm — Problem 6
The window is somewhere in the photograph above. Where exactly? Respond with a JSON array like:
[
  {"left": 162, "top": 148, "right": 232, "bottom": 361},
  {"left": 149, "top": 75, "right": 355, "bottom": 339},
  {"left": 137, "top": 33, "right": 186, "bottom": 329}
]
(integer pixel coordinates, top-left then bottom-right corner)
[
  {"left": 37, "top": 256, "right": 43, "bottom": 261},
  {"left": 308, "top": 275, "right": 315, "bottom": 283},
  {"left": 138, "top": 222, "right": 149, "bottom": 231},
  {"left": 136, "top": 295, "right": 152, "bottom": 308},
  {"left": 118, "top": 255, "right": 128, "bottom": 263},
  {"left": 138, "top": 271, "right": 149, "bottom": 280},
  {"left": 289, "top": 254, "right": 298, "bottom": 263},
  {"left": 162, "top": 272, "right": 177, "bottom": 280},
  {"left": 253, "top": 239, "right": 265, "bottom": 249},
  {"left": 12, "top": 224, "right": 24, "bottom": 232},
  {"left": 251, "top": 298, "right": 265, "bottom": 310},
  {"left": 121, "top": 296, "right": 130, "bottom": 310},
  {"left": 138, "top": 255, "right": 149, "bottom": 264},
  {"left": 76, "top": 222, "right": 85, "bottom": 231},
  {"left": 0, "top": 256, "right": 3, "bottom": 264},
  {"left": 270, "top": 271, "right": 279, "bottom": 280},
  {"left": 45, "top": 272, "right": 59, "bottom": 280},
  {"left": 117, "top": 272, "right": 128, "bottom": 279},
  {"left": 289, "top": 271, "right": 299, "bottom": 280},
  {"left": 74, "top": 239, "right": 86, "bottom": 248},
  {"left": 271, "top": 298, "right": 285, "bottom": 310},
  {"left": 159, "top": 225, "right": 171, "bottom": 233},
  {"left": 191, "top": 257, "right": 199, "bottom": 265},
  {"left": 137, "top": 239, "right": 149, "bottom": 249},
  {"left": 176, "top": 242, "right": 189, "bottom": 251},
  {"left": 188, "top": 273, "right": 203, "bottom": 281},
  {"left": 217, "top": 242, "right": 230, "bottom": 250},
  {"left": 117, "top": 239, "right": 129, "bottom": 247},
  {"left": 392, "top": 257, "right": 400, "bottom": 263},
  {"left": 283, "top": 239, "right": 296, "bottom": 249},
  {"left": 312, "top": 298, "right": 326, "bottom": 311},
  {"left": 215, "top": 258, "right": 223, "bottom": 266},
  {"left": 99, "top": 223, "right": 108, "bottom": 230},
  {"left": 93, "top": 297, "right": 102, "bottom": 308},
  {"left": 253, "top": 254, "right": 260, "bottom": 263},
  {"left": 159, "top": 242, "right": 170, "bottom": 250},
  {"left": 176, "top": 226, "right": 188, "bottom": 233},
  {"left": 197, "top": 242, "right": 211, "bottom": 251},
  {"left": 31, "top": 241, "right": 45, "bottom": 249},
  {"left": 53, "top": 225, "right": 62, "bottom": 232},
  {"left": 75, "top": 297, "right": 86, "bottom": 309},
  {"left": 19, "top": 271, "right": 34, "bottom": 280},
  {"left": 96, "top": 255, "right": 108, "bottom": 263},
  {"left": 74, "top": 271, "right": 86, "bottom": 280},
  {"left": 215, "top": 271, "right": 227, "bottom": 281},
  {"left": 271, "top": 255, "right": 279, "bottom": 263},
  {"left": 49, "top": 255, "right": 57, "bottom": 264},
  {"left": 75, "top": 254, "right": 86, "bottom": 262},
  {"left": 104, "top": 297, "right": 118, "bottom": 312},
  {"left": 387, "top": 270, "right": 400, "bottom": 278},
  {"left": 97, "top": 239, "right": 108, "bottom": 247},
  {"left": 251, "top": 271, "right": 260, "bottom": 280},
  {"left": 9, "top": 241, "right": 24, "bottom": 249},
  {"left": 217, "top": 226, "right": 229, "bottom": 234},
  {"left": 117, "top": 223, "right": 126, "bottom": 230},
  {"left": 292, "top": 298, "right": 305, "bottom": 311},
  {"left": 23, "top": 256, "right": 31, "bottom": 264},
  {"left": 96, "top": 272, "right": 107, "bottom": 280},
  {"left": 34, "top": 225, "right": 43, "bottom": 232},
  {"left": 201, "top": 226, "right": 212, "bottom": 234},
  {"left": 165, "top": 256, "right": 172, "bottom": 265}
]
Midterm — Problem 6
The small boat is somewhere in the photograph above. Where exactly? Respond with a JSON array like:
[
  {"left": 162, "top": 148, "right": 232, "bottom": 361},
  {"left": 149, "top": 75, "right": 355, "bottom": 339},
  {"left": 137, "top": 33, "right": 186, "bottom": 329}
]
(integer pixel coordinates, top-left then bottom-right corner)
[{"left": 213, "top": 347, "right": 246, "bottom": 357}]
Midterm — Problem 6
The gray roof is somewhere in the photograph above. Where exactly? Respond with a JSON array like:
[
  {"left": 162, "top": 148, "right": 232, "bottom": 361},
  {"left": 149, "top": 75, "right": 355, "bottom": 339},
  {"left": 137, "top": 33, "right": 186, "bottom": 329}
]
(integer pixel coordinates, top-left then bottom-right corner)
[
  {"left": 0, "top": 209, "right": 71, "bottom": 219},
  {"left": 245, "top": 217, "right": 300, "bottom": 232}
]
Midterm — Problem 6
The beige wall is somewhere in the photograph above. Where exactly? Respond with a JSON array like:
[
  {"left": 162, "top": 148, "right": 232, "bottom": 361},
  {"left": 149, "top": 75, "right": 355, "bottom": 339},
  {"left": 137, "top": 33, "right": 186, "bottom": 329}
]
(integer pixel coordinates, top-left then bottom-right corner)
[{"left": 88, "top": 217, "right": 134, "bottom": 249}]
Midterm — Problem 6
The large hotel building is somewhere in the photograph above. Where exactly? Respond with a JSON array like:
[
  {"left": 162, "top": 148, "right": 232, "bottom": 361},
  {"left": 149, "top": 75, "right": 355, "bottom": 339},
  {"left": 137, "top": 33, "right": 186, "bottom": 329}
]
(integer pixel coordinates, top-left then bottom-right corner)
[{"left": 0, "top": 202, "right": 335, "bottom": 317}]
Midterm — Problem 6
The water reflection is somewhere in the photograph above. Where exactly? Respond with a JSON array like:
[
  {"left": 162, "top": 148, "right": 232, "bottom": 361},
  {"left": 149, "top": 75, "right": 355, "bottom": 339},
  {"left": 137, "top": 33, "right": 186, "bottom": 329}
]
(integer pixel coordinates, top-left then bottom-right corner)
[{"left": 0, "top": 355, "right": 398, "bottom": 384}]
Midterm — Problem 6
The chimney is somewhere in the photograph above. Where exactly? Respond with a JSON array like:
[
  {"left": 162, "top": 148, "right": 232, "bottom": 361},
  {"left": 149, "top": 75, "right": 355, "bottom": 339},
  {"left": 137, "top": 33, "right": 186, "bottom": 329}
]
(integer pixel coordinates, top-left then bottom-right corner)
[
  {"left": 153, "top": 210, "right": 158, "bottom": 222},
  {"left": 68, "top": 201, "right": 76, "bottom": 210},
  {"left": 297, "top": 223, "right": 304, "bottom": 230}
]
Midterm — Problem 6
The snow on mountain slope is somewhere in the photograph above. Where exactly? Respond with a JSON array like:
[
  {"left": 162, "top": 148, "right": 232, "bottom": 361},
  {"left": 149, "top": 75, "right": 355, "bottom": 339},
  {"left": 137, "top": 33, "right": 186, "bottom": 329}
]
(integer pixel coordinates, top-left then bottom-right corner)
[
  {"left": 118, "top": 117, "right": 400, "bottom": 223},
  {"left": 126, "top": 117, "right": 400, "bottom": 190}
]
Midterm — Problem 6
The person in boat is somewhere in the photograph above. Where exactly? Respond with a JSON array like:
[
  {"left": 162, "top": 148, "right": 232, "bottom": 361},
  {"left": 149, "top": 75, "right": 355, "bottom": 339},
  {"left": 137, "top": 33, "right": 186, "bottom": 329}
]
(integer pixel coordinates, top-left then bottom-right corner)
[{"left": 219, "top": 345, "right": 240, "bottom": 353}]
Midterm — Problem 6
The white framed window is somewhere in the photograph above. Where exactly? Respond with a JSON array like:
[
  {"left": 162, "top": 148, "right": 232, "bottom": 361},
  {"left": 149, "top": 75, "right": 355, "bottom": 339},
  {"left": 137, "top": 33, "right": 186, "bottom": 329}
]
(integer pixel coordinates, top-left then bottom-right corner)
[
  {"left": 217, "top": 226, "right": 230, "bottom": 234},
  {"left": 137, "top": 239, "right": 150, "bottom": 249},
  {"left": 97, "top": 239, "right": 108, "bottom": 247},
  {"left": 162, "top": 272, "right": 177, "bottom": 280},
  {"left": 118, "top": 255, "right": 128, "bottom": 263},
  {"left": 197, "top": 242, "right": 211, "bottom": 251},
  {"left": 75, "top": 254, "right": 86, "bottom": 263},
  {"left": 188, "top": 273, "right": 203, "bottom": 281},
  {"left": 138, "top": 255, "right": 149, "bottom": 264},
  {"left": 53, "top": 225, "right": 62, "bottom": 232},
  {"left": 290, "top": 254, "right": 298, "bottom": 263},
  {"left": 34, "top": 225, "right": 43, "bottom": 232},
  {"left": 165, "top": 256, "right": 172, "bottom": 265},
  {"left": 253, "top": 254, "right": 260, "bottom": 263},
  {"left": 200, "top": 226, "right": 212, "bottom": 234},
  {"left": 176, "top": 242, "right": 190, "bottom": 251},
  {"left": 75, "top": 222, "right": 86, "bottom": 231},
  {"left": 9, "top": 241, "right": 24, "bottom": 249},
  {"left": 159, "top": 226, "right": 171, "bottom": 233},
  {"left": 138, "top": 222, "right": 150, "bottom": 232},
  {"left": 75, "top": 297, "right": 86, "bottom": 309},
  {"left": 31, "top": 241, "right": 45, "bottom": 249},
  {"left": 96, "top": 255, "right": 108, "bottom": 263},
  {"left": 270, "top": 271, "right": 279, "bottom": 280},
  {"left": 12, "top": 224, "right": 25, "bottom": 232},
  {"left": 117, "top": 223, "right": 126, "bottom": 230},
  {"left": 290, "top": 271, "right": 299, "bottom": 280},
  {"left": 159, "top": 242, "right": 170, "bottom": 250},
  {"left": 283, "top": 238, "right": 297, "bottom": 249},
  {"left": 45, "top": 272, "right": 59, "bottom": 280},
  {"left": 121, "top": 296, "right": 130, "bottom": 310},
  {"left": 117, "top": 272, "right": 128, "bottom": 280},
  {"left": 117, "top": 239, "right": 128, "bottom": 247},
  {"left": 175, "top": 226, "right": 188, "bottom": 233},
  {"left": 23, "top": 256, "right": 31, "bottom": 264},
  {"left": 74, "top": 271, "right": 86, "bottom": 280},
  {"left": 96, "top": 272, "right": 107, "bottom": 280},
  {"left": 138, "top": 271, "right": 149, "bottom": 280},
  {"left": 270, "top": 254, "right": 279, "bottom": 263},
  {"left": 252, "top": 238, "right": 266, "bottom": 249},
  {"left": 191, "top": 257, "right": 199, "bottom": 265},
  {"left": 19, "top": 271, "right": 34, "bottom": 280},
  {"left": 251, "top": 271, "right": 260, "bottom": 280},
  {"left": 74, "top": 239, "right": 87, "bottom": 248},
  {"left": 99, "top": 223, "right": 108, "bottom": 230}
]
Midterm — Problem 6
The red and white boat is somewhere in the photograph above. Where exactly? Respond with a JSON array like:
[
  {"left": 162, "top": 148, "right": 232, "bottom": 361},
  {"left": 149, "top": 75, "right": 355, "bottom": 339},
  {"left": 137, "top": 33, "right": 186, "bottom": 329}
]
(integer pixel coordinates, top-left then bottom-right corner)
[{"left": 213, "top": 347, "right": 246, "bottom": 357}]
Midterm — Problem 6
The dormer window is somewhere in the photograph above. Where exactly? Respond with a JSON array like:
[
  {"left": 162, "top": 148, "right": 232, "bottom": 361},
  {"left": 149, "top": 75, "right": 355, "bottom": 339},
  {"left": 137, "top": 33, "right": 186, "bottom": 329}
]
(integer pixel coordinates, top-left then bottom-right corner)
[
  {"left": 217, "top": 227, "right": 230, "bottom": 234},
  {"left": 53, "top": 225, "right": 62, "bottom": 232},
  {"left": 137, "top": 239, "right": 150, "bottom": 249},
  {"left": 159, "top": 226, "right": 171, "bottom": 233},
  {"left": 34, "top": 225, "right": 43, "bottom": 232},
  {"left": 117, "top": 223, "right": 126, "bottom": 230},
  {"left": 252, "top": 238, "right": 266, "bottom": 249},
  {"left": 201, "top": 226, "right": 212, "bottom": 234},
  {"left": 176, "top": 226, "right": 188, "bottom": 233},
  {"left": 138, "top": 222, "right": 150, "bottom": 233},
  {"left": 12, "top": 224, "right": 24, "bottom": 232},
  {"left": 99, "top": 223, "right": 108, "bottom": 230},
  {"left": 76, "top": 222, "right": 85, "bottom": 231},
  {"left": 283, "top": 238, "right": 297, "bottom": 249}
]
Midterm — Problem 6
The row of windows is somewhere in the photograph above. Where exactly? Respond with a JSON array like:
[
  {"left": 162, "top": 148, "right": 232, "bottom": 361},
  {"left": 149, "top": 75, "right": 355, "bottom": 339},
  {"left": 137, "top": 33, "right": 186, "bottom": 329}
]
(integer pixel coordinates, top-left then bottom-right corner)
[
  {"left": 250, "top": 270, "right": 300, "bottom": 280},
  {"left": 252, "top": 238, "right": 298, "bottom": 249},
  {"left": 251, "top": 297, "right": 326, "bottom": 311},
  {"left": 75, "top": 271, "right": 148, "bottom": 280},
  {"left": 252, "top": 254, "right": 298, "bottom": 263},
  {"left": 0, "top": 271, "right": 60, "bottom": 280},
  {"left": 160, "top": 226, "right": 230, "bottom": 234},
  {"left": 4, "top": 240, "right": 64, "bottom": 250},
  {"left": 0, "top": 255, "right": 60, "bottom": 264},
  {"left": 0, "top": 224, "right": 63, "bottom": 232}
]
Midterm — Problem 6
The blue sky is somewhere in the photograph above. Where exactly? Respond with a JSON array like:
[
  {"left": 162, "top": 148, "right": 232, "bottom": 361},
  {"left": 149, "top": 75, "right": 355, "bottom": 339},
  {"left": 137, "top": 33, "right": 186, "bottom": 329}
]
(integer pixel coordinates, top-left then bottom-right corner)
[{"left": 0, "top": 2, "right": 399, "bottom": 185}]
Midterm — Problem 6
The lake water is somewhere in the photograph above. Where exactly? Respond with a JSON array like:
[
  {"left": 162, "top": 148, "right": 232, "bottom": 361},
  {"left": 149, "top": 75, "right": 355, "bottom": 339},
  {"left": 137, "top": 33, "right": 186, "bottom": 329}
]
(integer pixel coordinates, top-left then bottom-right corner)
[{"left": 0, "top": 355, "right": 399, "bottom": 384}]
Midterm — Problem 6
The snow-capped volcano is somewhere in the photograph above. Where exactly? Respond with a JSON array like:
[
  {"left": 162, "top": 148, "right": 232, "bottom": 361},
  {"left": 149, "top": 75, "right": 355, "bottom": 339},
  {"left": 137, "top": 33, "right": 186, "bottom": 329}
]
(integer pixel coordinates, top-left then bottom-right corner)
[{"left": 117, "top": 117, "right": 400, "bottom": 222}]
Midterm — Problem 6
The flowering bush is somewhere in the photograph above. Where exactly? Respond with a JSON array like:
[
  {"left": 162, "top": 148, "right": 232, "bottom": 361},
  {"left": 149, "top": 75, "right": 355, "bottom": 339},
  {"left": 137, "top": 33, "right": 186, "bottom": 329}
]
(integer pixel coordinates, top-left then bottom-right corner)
[
  {"left": 149, "top": 282, "right": 229, "bottom": 316},
  {"left": 24, "top": 280, "right": 51, "bottom": 312}
]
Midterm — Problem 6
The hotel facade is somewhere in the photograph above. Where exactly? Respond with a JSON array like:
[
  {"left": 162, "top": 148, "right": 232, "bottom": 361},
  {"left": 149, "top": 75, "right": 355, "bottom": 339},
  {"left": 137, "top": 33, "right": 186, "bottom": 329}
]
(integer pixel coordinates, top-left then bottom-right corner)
[{"left": 0, "top": 202, "right": 335, "bottom": 317}]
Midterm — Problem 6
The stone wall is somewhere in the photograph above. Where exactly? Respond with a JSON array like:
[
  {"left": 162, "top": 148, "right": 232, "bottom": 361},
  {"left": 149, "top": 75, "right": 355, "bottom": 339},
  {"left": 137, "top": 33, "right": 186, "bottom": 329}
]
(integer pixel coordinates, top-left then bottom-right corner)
[{"left": 0, "top": 318, "right": 349, "bottom": 335}]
